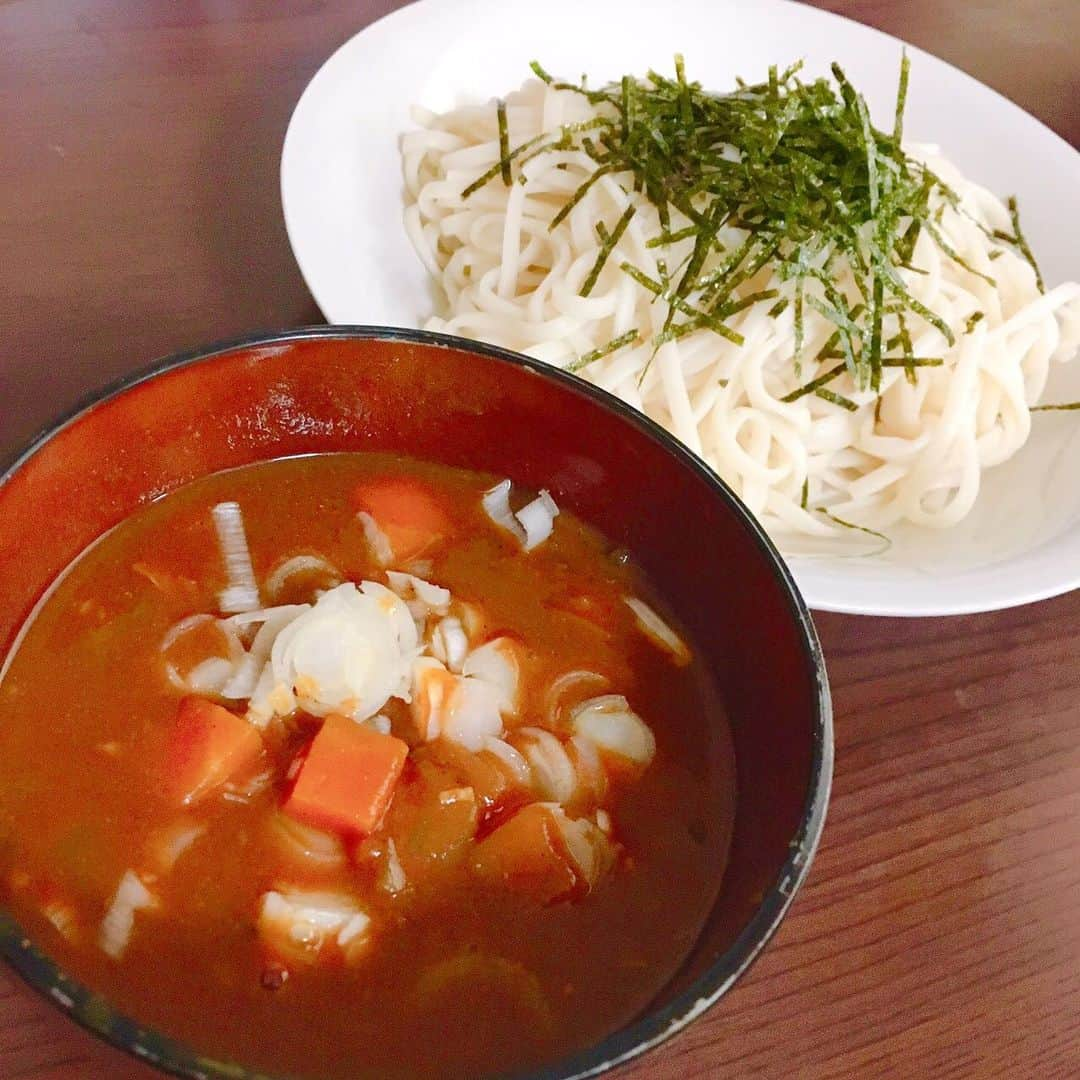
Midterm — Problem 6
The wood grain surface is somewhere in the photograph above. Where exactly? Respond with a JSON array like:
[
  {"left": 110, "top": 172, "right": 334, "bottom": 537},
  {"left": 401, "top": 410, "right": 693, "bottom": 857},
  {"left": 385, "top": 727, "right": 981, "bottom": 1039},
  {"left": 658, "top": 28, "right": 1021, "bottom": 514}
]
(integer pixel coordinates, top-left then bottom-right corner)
[{"left": 1, "top": 2, "right": 1078, "bottom": 1077}]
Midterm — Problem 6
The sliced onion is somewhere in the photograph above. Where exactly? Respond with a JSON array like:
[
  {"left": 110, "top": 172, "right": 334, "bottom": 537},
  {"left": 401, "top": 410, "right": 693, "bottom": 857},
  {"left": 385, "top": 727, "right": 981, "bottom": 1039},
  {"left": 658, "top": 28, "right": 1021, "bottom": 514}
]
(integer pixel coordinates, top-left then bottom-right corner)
[
  {"left": 258, "top": 889, "right": 371, "bottom": 965},
  {"left": 381, "top": 838, "right": 407, "bottom": 895},
  {"left": 265, "top": 555, "right": 341, "bottom": 602},
  {"left": 160, "top": 613, "right": 215, "bottom": 654},
  {"left": 184, "top": 656, "right": 235, "bottom": 695},
  {"left": 623, "top": 596, "right": 691, "bottom": 666},
  {"left": 481, "top": 479, "right": 525, "bottom": 542},
  {"left": 269, "top": 813, "right": 346, "bottom": 869},
  {"left": 514, "top": 489, "right": 559, "bottom": 551},
  {"left": 99, "top": 870, "right": 157, "bottom": 960},
  {"left": 221, "top": 604, "right": 308, "bottom": 700},
  {"left": 513, "top": 727, "right": 576, "bottom": 804},
  {"left": 570, "top": 695, "right": 657, "bottom": 766},
  {"left": 457, "top": 601, "right": 485, "bottom": 641},
  {"left": 442, "top": 676, "right": 504, "bottom": 751},
  {"left": 544, "top": 669, "right": 609, "bottom": 728},
  {"left": 481, "top": 736, "right": 532, "bottom": 787},
  {"left": 430, "top": 616, "right": 469, "bottom": 673},
  {"left": 544, "top": 806, "right": 614, "bottom": 889},
  {"left": 568, "top": 733, "right": 608, "bottom": 803},
  {"left": 462, "top": 638, "right": 519, "bottom": 715},
  {"left": 357, "top": 511, "right": 394, "bottom": 567},
  {"left": 386, "top": 571, "right": 451, "bottom": 614},
  {"left": 147, "top": 823, "right": 205, "bottom": 874},
  {"left": 411, "top": 656, "right": 456, "bottom": 742},
  {"left": 212, "top": 502, "right": 260, "bottom": 614}
]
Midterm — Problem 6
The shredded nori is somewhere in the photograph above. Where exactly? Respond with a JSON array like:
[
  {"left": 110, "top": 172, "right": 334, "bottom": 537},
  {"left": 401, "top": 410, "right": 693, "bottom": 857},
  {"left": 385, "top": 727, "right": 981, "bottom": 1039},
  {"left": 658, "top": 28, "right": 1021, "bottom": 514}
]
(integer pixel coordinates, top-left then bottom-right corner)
[{"left": 464, "top": 53, "right": 1042, "bottom": 399}]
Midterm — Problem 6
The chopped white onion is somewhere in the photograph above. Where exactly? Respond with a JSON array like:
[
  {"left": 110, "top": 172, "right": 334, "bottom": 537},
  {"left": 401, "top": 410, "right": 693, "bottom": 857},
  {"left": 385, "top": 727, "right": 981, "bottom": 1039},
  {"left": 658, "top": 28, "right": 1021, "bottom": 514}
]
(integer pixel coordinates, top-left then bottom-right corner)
[
  {"left": 386, "top": 571, "right": 452, "bottom": 614},
  {"left": 513, "top": 727, "right": 577, "bottom": 804},
  {"left": 381, "top": 838, "right": 407, "bottom": 896},
  {"left": 99, "top": 871, "right": 157, "bottom": 959},
  {"left": 221, "top": 605, "right": 309, "bottom": 700},
  {"left": 514, "top": 489, "right": 560, "bottom": 551},
  {"left": 183, "top": 657, "right": 234, "bottom": 695},
  {"left": 623, "top": 596, "right": 691, "bottom": 666},
  {"left": 544, "top": 669, "right": 610, "bottom": 728},
  {"left": 258, "top": 889, "right": 371, "bottom": 965},
  {"left": 160, "top": 613, "right": 216, "bottom": 654},
  {"left": 357, "top": 511, "right": 394, "bottom": 567},
  {"left": 411, "top": 656, "right": 454, "bottom": 742},
  {"left": 567, "top": 733, "right": 608, "bottom": 802},
  {"left": 481, "top": 736, "right": 532, "bottom": 788},
  {"left": 265, "top": 555, "right": 341, "bottom": 601},
  {"left": 212, "top": 502, "right": 260, "bottom": 614},
  {"left": 482, "top": 481, "right": 560, "bottom": 551},
  {"left": 266, "top": 583, "right": 418, "bottom": 721},
  {"left": 570, "top": 695, "right": 657, "bottom": 766},
  {"left": 461, "top": 638, "right": 520, "bottom": 715},
  {"left": 542, "top": 804, "right": 614, "bottom": 890},
  {"left": 429, "top": 616, "right": 469, "bottom": 673},
  {"left": 148, "top": 823, "right": 205, "bottom": 874},
  {"left": 270, "top": 813, "right": 346, "bottom": 869},
  {"left": 442, "top": 676, "right": 504, "bottom": 751},
  {"left": 481, "top": 479, "right": 525, "bottom": 542}
]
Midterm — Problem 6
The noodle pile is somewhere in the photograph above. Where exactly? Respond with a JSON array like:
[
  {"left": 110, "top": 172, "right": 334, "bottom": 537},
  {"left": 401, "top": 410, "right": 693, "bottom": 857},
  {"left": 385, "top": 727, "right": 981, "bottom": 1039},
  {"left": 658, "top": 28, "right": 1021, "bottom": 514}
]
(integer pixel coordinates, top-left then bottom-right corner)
[{"left": 402, "top": 71, "right": 1080, "bottom": 547}]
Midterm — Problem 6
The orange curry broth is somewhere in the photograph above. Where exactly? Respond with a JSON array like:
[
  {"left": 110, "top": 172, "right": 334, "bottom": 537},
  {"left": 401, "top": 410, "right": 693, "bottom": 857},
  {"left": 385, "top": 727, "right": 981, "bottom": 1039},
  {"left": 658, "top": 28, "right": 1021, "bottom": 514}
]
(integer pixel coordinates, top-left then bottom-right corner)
[{"left": 0, "top": 453, "right": 735, "bottom": 1080}]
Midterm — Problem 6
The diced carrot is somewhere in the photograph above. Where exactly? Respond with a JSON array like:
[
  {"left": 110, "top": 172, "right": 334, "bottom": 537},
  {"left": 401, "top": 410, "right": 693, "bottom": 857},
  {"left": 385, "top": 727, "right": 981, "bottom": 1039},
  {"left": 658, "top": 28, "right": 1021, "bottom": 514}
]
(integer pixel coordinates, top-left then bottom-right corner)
[
  {"left": 471, "top": 804, "right": 579, "bottom": 904},
  {"left": 353, "top": 477, "right": 452, "bottom": 561},
  {"left": 283, "top": 715, "right": 408, "bottom": 838},
  {"left": 166, "top": 696, "right": 264, "bottom": 807}
]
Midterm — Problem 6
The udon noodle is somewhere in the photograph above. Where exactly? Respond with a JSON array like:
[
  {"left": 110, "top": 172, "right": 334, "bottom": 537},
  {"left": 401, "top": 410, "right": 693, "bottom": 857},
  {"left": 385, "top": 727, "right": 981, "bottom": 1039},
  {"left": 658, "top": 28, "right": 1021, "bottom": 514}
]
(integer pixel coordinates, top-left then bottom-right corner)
[{"left": 402, "top": 76, "right": 1080, "bottom": 548}]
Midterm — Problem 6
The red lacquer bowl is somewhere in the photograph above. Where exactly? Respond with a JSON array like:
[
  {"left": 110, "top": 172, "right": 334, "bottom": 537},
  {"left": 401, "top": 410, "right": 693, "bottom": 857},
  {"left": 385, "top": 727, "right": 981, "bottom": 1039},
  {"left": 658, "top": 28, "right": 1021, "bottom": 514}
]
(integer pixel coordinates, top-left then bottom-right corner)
[{"left": 0, "top": 328, "right": 831, "bottom": 1080}]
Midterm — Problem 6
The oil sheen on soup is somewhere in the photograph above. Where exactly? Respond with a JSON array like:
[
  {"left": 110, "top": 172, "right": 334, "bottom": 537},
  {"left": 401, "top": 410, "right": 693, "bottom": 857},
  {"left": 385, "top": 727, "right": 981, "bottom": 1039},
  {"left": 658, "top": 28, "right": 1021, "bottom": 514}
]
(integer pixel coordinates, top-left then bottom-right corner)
[{"left": 0, "top": 453, "right": 735, "bottom": 1080}]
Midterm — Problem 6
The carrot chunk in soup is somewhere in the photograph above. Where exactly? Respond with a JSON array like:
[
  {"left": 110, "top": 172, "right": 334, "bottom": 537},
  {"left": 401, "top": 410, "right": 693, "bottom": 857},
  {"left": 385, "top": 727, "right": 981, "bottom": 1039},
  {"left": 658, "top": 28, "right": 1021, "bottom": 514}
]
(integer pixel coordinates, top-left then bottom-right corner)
[
  {"left": 472, "top": 803, "right": 580, "bottom": 904},
  {"left": 352, "top": 477, "right": 451, "bottom": 561},
  {"left": 165, "top": 696, "right": 264, "bottom": 806},
  {"left": 284, "top": 715, "right": 408, "bottom": 837}
]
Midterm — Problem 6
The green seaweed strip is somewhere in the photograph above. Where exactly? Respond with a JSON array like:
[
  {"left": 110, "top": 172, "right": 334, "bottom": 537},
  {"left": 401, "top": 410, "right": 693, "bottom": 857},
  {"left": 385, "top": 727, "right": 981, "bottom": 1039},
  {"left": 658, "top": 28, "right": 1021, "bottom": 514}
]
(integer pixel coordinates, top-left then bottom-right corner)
[
  {"left": 549, "top": 165, "right": 615, "bottom": 230},
  {"left": 497, "top": 99, "right": 511, "bottom": 185},
  {"left": 1008, "top": 196, "right": 1045, "bottom": 293},
  {"left": 580, "top": 205, "right": 636, "bottom": 297},
  {"left": 893, "top": 50, "right": 910, "bottom": 146},
  {"left": 782, "top": 362, "right": 848, "bottom": 403},
  {"left": 815, "top": 387, "right": 859, "bottom": 411},
  {"left": 816, "top": 508, "right": 892, "bottom": 552},
  {"left": 619, "top": 261, "right": 664, "bottom": 296},
  {"left": 566, "top": 328, "right": 641, "bottom": 372}
]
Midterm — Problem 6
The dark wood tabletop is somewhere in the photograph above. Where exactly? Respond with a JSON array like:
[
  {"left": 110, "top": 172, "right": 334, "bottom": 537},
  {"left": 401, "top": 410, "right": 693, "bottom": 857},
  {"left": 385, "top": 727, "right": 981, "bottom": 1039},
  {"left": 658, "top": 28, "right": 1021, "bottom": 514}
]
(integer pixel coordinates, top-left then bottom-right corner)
[{"left": 1, "top": 2, "right": 1078, "bottom": 1077}]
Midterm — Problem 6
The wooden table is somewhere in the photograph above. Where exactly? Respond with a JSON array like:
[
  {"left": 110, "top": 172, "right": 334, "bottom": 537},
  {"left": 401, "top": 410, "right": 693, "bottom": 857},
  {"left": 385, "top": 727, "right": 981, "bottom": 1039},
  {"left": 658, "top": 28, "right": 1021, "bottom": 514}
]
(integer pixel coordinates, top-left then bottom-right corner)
[{"left": 1, "top": 2, "right": 1077, "bottom": 1077}]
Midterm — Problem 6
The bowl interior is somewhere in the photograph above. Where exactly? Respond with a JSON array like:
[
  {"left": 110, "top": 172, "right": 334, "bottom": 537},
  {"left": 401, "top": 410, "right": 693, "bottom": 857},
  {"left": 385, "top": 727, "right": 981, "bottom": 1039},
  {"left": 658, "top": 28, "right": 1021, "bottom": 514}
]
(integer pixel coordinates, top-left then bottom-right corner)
[{"left": 0, "top": 330, "right": 829, "bottom": 1078}]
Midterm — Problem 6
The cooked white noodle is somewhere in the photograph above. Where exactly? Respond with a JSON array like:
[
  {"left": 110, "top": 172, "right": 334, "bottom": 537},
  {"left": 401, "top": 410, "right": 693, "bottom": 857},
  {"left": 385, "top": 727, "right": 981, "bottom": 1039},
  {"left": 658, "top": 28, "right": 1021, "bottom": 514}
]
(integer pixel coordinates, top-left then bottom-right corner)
[{"left": 402, "top": 78, "right": 1080, "bottom": 547}]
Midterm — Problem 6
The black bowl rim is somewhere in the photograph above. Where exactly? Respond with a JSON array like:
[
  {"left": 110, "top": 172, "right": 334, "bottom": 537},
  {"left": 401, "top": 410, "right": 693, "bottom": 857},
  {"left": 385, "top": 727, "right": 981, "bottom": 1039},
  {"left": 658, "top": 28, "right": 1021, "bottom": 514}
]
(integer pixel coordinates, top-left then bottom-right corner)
[{"left": 0, "top": 326, "right": 832, "bottom": 1080}]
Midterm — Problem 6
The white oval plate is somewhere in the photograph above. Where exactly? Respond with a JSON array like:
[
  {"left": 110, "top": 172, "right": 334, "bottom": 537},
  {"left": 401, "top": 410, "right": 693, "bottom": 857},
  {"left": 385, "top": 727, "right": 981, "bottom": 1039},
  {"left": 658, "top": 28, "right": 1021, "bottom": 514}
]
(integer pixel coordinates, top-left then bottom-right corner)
[{"left": 281, "top": 0, "right": 1080, "bottom": 616}]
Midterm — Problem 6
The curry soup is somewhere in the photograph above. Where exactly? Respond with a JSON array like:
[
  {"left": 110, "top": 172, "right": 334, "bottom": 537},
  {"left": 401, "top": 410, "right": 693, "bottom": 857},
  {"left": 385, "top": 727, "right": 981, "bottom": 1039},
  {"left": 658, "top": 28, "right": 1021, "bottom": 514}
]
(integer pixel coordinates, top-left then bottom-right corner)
[{"left": 0, "top": 452, "right": 734, "bottom": 1079}]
